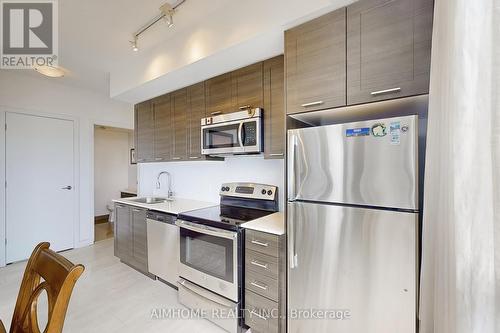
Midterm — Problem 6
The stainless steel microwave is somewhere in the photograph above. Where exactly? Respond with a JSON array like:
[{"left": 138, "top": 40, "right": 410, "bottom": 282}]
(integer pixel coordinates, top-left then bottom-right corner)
[{"left": 201, "top": 109, "right": 263, "bottom": 156}]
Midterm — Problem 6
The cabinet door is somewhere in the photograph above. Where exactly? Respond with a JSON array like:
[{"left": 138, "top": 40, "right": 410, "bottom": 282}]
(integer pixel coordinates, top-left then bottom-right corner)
[
  {"left": 285, "top": 8, "right": 347, "bottom": 114},
  {"left": 153, "top": 94, "right": 171, "bottom": 161},
  {"left": 205, "top": 73, "right": 233, "bottom": 116},
  {"left": 231, "top": 62, "right": 264, "bottom": 110},
  {"left": 187, "top": 82, "right": 206, "bottom": 160},
  {"left": 347, "top": 0, "right": 433, "bottom": 104},
  {"left": 171, "top": 89, "right": 188, "bottom": 161},
  {"left": 264, "top": 56, "right": 285, "bottom": 159},
  {"left": 114, "top": 204, "right": 131, "bottom": 261},
  {"left": 131, "top": 207, "right": 148, "bottom": 272},
  {"left": 134, "top": 101, "right": 154, "bottom": 162}
]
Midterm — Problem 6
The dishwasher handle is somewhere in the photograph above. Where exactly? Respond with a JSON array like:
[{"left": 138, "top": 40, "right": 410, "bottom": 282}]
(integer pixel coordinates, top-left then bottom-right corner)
[{"left": 146, "top": 211, "right": 177, "bottom": 225}]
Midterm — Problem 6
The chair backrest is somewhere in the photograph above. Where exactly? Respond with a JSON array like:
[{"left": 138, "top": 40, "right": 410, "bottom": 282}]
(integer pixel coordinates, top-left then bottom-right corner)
[{"left": 9, "top": 243, "right": 84, "bottom": 333}]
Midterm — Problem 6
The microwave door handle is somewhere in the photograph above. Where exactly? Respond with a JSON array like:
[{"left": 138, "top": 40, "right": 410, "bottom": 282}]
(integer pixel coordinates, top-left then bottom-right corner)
[{"left": 238, "top": 122, "right": 244, "bottom": 148}]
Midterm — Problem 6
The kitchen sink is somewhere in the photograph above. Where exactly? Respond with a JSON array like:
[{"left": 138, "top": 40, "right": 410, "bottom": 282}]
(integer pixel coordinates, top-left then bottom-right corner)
[{"left": 130, "top": 197, "right": 172, "bottom": 204}]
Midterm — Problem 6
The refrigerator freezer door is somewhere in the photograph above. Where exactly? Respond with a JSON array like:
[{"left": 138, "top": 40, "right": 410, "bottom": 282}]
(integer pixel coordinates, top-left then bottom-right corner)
[
  {"left": 288, "top": 115, "right": 418, "bottom": 210},
  {"left": 288, "top": 201, "right": 417, "bottom": 333}
]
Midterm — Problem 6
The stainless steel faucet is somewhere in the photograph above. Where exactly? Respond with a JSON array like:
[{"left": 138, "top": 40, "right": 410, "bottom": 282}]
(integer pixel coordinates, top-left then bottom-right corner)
[{"left": 156, "top": 171, "right": 173, "bottom": 199}]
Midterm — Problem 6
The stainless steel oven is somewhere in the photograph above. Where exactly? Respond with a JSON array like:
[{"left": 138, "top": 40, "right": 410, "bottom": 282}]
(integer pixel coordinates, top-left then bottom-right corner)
[
  {"left": 201, "top": 109, "right": 262, "bottom": 155},
  {"left": 176, "top": 219, "right": 239, "bottom": 302}
]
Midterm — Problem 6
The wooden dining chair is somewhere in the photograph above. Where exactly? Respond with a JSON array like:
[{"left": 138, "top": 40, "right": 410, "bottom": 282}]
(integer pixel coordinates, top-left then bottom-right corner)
[{"left": 0, "top": 242, "right": 84, "bottom": 333}]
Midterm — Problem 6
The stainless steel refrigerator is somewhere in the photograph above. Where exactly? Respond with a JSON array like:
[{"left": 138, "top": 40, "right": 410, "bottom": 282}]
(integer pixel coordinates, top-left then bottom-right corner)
[{"left": 287, "top": 115, "right": 418, "bottom": 333}]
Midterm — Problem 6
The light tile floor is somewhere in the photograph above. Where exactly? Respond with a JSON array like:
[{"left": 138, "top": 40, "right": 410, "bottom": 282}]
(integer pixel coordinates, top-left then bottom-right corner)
[{"left": 0, "top": 239, "right": 227, "bottom": 333}]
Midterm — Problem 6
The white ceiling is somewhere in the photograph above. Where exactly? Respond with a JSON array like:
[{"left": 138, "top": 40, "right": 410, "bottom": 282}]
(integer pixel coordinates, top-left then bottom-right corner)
[
  {"left": 3, "top": 0, "right": 354, "bottom": 101},
  {"left": 57, "top": 0, "right": 221, "bottom": 94}
]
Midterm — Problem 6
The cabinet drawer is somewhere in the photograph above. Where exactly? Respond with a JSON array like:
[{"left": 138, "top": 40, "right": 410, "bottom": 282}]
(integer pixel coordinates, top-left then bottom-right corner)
[
  {"left": 246, "top": 269, "right": 279, "bottom": 302},
  {"left": 245, "top": 290, "right": 279, "bottom": 333},
  {"left": 246, "top": 249, "right": 278, "bottom": 279},
  {"left": 246, "top": 230, "right": 279, "bottom": 257}
]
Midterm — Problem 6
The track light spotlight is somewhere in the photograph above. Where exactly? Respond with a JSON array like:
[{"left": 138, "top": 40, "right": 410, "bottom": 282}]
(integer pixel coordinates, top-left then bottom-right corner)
[
  {"left": 130, "top": 36, "right": 139, "bottom": 52},
  {"left": 160, "top": 3, "right": 175, "bottom": 28}
]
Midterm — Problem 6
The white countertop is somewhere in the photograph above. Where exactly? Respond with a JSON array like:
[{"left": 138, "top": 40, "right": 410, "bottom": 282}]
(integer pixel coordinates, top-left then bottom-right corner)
[
  {"left": 112, "top": 197, "right": 217, "bottom": 215},
  {"left": 242, "top": 212, "right": 285, "bottom": 236}
]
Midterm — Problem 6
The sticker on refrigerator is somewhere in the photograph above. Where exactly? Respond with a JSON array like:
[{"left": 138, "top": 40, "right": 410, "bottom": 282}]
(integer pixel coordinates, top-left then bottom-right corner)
[
  {"left": 346, "top": 127, "right": 370, "bottom": 137},
  {"left": 371, "top": 123, "right": 387, "bottom": 137},
  {"left": 390, "top": 121, "right": 401, "bottom": 145}
]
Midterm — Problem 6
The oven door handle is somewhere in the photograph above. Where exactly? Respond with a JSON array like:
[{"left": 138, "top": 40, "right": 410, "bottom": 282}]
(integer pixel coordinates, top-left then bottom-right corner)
[
  {"left": 178, "top": 279, "right": 235, "bottom": 308},
  {"left": 238, "top": 122, "right": 244, "bottom": 148},
  {"left": 176, "top": 220, "right": 237, "bottom": 240}
]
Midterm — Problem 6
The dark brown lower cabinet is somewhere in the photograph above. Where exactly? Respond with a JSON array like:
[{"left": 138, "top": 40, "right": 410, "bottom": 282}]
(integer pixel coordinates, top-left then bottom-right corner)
[
  {"left": 245, "top": 230, "right": 286, "bottom": 333},
  {"left": 114, "top": 204, "right": 150, "bottom": 276}
]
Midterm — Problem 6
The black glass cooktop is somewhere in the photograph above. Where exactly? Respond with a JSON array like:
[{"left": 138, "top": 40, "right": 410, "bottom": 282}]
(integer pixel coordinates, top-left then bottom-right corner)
[{"left": 178, "top": 205, "right": 274, "bottom": 230}]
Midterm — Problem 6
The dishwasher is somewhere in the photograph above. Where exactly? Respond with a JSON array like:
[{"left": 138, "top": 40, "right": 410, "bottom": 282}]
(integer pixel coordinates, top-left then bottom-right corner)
[{"left": 146, "top": 210, "right": 179, "bottom": 288}]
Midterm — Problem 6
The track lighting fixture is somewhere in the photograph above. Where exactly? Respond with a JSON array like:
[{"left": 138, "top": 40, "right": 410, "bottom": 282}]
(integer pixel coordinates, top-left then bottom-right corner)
[{"left": 130, "top": 1, "right": 185, "bottom": 52}]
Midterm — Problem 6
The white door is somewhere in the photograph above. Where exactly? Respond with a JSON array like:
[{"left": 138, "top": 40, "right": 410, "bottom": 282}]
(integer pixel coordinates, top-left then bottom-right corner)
[{"left": 6, "top": 112, "right": 75, "bottom": 263}]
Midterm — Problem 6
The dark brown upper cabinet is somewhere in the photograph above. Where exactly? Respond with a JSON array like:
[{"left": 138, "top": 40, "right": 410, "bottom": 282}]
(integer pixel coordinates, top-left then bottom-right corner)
[
  {"left": 134, "top": 101, "right": 154, "bottom": 162},
  {"left": 263, "top": 56, "right": 285, "bottom": 159},
  {"left": 285, "top": 8, "right": 347, "bottom": 115},
  {"left": 205, "top": 73, "right": 233, "bottom": 116},
  {"left": 347, "top": 0, "right": 434, "bottom": 104},
  {"left": 152, "top": 94, "right": 171, "bottom": 161},
  {"left": 187, "top": 82, "right": 206, "bottom": 160},
  {"left": 231, "top": 62, "right": 264, "bottom": 110},
  {"left": 170, "top": 89, "right": 188, "bottom": 161}
]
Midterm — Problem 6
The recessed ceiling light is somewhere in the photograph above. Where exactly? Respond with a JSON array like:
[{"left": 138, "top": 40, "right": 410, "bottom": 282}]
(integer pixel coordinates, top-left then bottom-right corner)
[{"left": 34, "top": 65, "right": 65, "bottom": 78}]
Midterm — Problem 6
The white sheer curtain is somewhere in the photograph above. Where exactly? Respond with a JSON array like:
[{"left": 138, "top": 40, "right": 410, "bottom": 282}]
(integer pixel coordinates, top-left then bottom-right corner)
[{"left": 419, "top": 0, "right": 500, "bottom": 332}]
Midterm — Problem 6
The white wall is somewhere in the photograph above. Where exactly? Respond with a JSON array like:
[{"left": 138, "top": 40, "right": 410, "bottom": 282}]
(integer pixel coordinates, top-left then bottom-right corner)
[
  {"left": 94, "top": 127, "right": 133, "bottom": 217},
  {"left": 0, "top": 71, "right": 133, "bottom": 266},
  {"left": 138, "top": 157, "right": 285, "bottom": 210}
]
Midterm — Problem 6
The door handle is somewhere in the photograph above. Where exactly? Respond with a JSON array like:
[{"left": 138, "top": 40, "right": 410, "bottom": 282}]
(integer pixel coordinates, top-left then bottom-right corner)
[
  {"left": 289, "top": 203, "right": 298, "bottom": 269},
  {"left": 250, "top": 281, "right": 268, "bottom": 291},
  {"left": 371, "top": 87, "right": 401, "bottom": 96},
  {"left": 61, "top": 186, "right": 72, "bottom": 190},
  {"left": 251, "top": 239, "right": 269, "bottom": 247},
  {"left": 288, "top": 134, "right": 298, "bottom": 201},
  {"left": 301, "top": 101, "right": 323, "bottom": 108},
  {"left": 250, "top": 260, "right": 268, "bottom": 269}
]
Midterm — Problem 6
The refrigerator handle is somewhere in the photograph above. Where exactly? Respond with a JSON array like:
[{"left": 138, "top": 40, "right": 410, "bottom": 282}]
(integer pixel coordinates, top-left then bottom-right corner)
[
  {"left": 288, "top": 203, "right": 298, "bottom": 269},
  {"left": 287, "top": 134, "right": 298, "bottom": 201}
]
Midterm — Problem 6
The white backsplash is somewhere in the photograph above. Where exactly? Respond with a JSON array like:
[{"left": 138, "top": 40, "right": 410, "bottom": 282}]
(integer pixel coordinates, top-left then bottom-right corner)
[{"left": 138, "top": 156, "right": 285, "bottom": 210}]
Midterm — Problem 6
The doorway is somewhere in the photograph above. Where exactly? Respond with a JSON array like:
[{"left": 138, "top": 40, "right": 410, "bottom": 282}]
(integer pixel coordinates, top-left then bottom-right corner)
[
  {"left": 5, "top": 112, "right": 76, "bottom": 263},
  {"left": 93, "top": 125, "right": 136, "bottom": 242}
]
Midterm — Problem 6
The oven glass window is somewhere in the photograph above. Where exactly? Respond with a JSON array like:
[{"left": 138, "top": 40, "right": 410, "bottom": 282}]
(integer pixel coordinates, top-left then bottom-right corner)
[
  {"left": 203, "top": 124, "right": 240, "bottom": 149},
  {"left": 180, "top": 228, "right": 234, "bottom": 283}
]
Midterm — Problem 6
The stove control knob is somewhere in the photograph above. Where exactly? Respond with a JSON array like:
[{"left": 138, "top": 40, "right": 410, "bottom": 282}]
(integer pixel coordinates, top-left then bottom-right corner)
[
  {"left": 261, "top": 189, "right": 267, "bottom": 195},
  {"left": 225, "top": 186, "right": 230, "bottom": 191},
  {"left": 221, "top": 187, "right": 226, "bottom": 192},
  {"left": 267, "top": 190, "right": 273, "bottom": 196}
]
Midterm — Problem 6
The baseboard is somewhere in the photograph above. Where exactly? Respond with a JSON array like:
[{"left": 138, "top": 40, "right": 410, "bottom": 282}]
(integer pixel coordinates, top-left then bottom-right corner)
[{"left": 94, "top": 215, "right": 109, "bottom": 224}]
